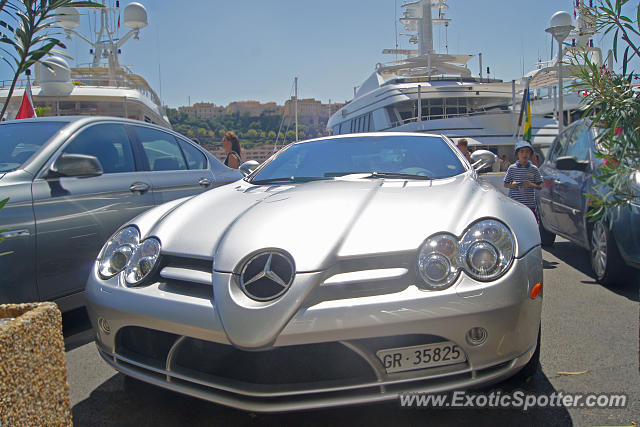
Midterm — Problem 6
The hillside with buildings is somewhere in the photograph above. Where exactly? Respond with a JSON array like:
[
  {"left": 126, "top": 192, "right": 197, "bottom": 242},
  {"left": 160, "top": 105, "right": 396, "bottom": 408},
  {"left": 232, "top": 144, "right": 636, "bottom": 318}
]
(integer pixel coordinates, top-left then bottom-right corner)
[{"left": 168, "top": 98, "right": 344, "bottom": 163}]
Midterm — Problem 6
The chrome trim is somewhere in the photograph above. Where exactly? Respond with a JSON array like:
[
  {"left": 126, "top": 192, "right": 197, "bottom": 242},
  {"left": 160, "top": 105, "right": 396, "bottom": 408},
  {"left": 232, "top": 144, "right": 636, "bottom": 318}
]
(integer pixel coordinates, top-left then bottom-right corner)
[
  {"left": 553, "top": 201, "right": 580, "bottom": 215},
  {"left": 160, "top": 266, "right": 212, "bottom": 285},
  {"left": 0, "top": 229, "right": 30, "bottom": 239}
]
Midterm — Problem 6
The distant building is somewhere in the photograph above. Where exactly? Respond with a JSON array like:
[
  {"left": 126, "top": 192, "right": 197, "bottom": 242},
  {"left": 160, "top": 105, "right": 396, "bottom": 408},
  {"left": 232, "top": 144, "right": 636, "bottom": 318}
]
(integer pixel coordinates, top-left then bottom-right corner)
[
  {"left": 178, "top": 102, "right": 225, "bottom": 120},
  {"left": 283, "top": 98, "right": 345, "bottom": 133},
  {"left": 210, "top": 144, "right": 282, "bottom": 164},
  {"left": 227, "top": 101, "right": 279, "bottom": 117},
  {"left": 244, "top": 144, "right": 282, "bottom": 163}
]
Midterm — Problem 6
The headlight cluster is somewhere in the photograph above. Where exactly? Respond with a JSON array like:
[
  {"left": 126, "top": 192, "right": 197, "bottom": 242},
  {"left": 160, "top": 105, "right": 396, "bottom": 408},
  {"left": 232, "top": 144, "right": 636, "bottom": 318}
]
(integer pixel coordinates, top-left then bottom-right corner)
[
  {"left": 98, "top": 226, "right": 161, "bottom": 286},
  {"left": 417, "top": 219, "right": 515, "bottom": 290}
]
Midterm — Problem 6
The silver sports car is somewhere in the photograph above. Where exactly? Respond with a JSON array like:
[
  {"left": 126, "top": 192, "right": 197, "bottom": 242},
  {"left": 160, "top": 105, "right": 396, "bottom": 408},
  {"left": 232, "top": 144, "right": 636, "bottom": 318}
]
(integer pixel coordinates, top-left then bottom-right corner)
[{"left": 86, "top": 132, "right": 543, "bottom": 412}]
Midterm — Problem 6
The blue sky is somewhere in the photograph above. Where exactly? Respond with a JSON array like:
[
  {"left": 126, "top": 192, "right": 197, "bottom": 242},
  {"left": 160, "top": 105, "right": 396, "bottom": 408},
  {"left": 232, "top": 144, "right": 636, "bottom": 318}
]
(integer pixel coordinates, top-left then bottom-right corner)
[{"left": 2, "top": 0, "right": 637, "bottom": 108}]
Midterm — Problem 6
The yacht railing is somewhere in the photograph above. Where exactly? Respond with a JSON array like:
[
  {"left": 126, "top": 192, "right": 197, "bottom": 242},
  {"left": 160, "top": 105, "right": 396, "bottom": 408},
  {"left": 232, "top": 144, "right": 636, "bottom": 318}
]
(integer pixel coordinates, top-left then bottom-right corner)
[
  {"left": 389, "top": 108, "right": 513, "bottom": 128},
  {"left": 1, "top": 74, "right": 161, "bottom": 106}
]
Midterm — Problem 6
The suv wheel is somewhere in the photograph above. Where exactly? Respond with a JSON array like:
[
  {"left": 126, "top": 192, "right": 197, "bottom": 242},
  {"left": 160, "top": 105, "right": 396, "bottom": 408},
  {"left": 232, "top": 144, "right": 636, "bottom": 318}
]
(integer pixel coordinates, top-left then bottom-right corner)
[
  {"left": 539, "top": 222, "right": 556, "bottom": 247},
  {"left": 590, "top": 220, "right": 625, "bottom": 285}
]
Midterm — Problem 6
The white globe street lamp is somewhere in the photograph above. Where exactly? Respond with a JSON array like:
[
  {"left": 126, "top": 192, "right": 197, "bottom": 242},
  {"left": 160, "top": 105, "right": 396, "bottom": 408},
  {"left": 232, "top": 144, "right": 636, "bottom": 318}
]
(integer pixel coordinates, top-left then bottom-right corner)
[{"left": 546, "top": 11, "right": 574, "bottom": 134}]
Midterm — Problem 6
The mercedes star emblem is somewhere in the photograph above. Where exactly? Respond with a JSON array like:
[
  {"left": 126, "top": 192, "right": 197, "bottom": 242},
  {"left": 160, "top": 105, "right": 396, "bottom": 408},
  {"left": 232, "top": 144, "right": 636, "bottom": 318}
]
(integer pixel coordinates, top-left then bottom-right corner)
[{"left": 239, "top": 250, "right": 295, "bottom": 301}]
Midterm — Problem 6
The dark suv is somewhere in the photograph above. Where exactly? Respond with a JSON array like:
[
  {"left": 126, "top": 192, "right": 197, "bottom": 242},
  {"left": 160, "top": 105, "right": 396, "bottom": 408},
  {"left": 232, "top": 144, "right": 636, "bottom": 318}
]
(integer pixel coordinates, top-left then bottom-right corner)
[{"left": 537, "top": 119, "right": 640, "bottom": 285}]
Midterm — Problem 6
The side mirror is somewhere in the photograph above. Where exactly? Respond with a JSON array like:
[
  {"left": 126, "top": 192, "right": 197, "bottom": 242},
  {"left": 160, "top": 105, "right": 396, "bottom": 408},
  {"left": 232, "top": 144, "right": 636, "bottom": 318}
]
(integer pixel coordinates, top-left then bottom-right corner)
[
  {"left": 470, "top": 150, "right": 497, "bottom": 172},
  {"left": 556, "top": 156, "right": 589, "bottom": 172},
  {"left": 239, "top": 160, "right": 259, "bottom": 177},
  {"left": 49, "top": 153, "right": 103, "bottom": 178}
]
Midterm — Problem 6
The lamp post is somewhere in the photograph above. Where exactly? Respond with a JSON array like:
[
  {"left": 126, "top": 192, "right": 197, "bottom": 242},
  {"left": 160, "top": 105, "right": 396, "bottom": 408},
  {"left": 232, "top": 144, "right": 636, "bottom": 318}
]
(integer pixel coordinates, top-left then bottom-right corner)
[{"left": 546, "top": 11, "right": 574, "bottom": 134}]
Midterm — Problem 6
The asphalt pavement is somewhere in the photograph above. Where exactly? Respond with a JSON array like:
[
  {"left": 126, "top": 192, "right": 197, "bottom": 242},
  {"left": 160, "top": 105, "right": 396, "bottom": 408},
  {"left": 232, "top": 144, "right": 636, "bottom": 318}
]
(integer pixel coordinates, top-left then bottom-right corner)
[{"left": 64, "top": 238, "right": 639, "bottom": 426}]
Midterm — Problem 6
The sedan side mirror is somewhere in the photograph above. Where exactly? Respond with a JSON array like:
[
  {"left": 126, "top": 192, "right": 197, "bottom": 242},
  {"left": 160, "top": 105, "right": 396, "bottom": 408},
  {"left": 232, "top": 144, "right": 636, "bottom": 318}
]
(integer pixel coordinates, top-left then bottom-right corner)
[
  {"left": 48, "top": 153, "right": 104, "bottom": 178},
  {"left": 239, "top": 160, "right": 259, "bottom": 177},
  {"left": 470, "top": 150, "right": 497, "bottom": 172},
  {"left": 556, "top": 156, "right": 589, "bottom": 172}
]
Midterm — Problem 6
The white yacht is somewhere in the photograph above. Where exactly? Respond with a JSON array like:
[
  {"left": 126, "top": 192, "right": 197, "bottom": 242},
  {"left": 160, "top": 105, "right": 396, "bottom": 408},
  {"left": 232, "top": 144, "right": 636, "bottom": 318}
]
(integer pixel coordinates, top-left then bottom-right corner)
[
  {"left": 0, "top": 1, "right": 170, "bottom": 128},
  {"left": 327, "top": 0, "right": 561, "bottom": 159}
]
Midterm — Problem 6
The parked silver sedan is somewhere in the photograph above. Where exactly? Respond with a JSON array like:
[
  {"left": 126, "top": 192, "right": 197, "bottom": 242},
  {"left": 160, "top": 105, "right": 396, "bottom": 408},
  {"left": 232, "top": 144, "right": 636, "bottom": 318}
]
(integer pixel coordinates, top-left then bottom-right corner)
[
  {"left": 0, "top": 116, "right": 241, "bottom": 311},
  {"left": 86, "top": 132, "right": 543, "bottom": 412}
]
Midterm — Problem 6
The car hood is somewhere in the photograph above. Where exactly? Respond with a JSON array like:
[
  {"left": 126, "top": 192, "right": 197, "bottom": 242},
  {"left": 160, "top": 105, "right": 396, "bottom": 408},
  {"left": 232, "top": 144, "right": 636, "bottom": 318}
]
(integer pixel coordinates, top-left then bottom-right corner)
[{"left": 141, "top": 175, "right": 539, "bottom": 272}]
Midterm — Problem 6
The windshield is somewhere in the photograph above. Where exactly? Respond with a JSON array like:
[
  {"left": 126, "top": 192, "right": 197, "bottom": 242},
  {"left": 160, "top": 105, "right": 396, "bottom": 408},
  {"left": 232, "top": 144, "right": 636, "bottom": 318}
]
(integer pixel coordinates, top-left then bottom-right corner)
[
  {"left": 250, "top": 135, "right": 465, "bottom": 183},
  {"left": 0, "top": 121, "right": 68, "bottom": 173}
]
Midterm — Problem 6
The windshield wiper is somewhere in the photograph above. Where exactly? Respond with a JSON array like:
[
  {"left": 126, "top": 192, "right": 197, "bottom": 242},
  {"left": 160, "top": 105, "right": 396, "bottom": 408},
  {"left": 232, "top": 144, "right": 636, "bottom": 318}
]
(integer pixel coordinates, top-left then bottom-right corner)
[
  {"left": 326, "top": 171, "right": 431, "bottom": 180},
  {"left": 249, "top": 176, "right": 330, "bottom": 185}
]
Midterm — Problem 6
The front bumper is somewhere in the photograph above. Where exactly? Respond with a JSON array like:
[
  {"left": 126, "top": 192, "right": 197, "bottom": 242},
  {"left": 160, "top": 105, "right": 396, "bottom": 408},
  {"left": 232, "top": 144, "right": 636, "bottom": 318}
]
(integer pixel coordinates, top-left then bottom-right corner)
[{"left": 86, "top": 247, "right": 543, "bottom": 412}]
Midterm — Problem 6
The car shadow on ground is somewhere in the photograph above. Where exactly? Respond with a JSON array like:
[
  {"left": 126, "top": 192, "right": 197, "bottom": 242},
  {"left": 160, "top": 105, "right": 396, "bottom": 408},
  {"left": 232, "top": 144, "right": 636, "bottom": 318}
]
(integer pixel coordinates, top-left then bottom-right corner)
[
  {"left": 543, "top": 241, "right": 639, "bottom": 303},
  {"left": 71, "top": 369, "right": 572, "bottom": 427},
  {"left": 62, "top": 307, "right": 96, "bottom": 351}
]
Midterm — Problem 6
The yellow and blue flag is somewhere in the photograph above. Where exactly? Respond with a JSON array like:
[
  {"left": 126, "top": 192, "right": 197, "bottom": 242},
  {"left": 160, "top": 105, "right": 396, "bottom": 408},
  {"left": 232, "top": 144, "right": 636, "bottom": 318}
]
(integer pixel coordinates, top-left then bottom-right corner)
[{"left": 523, "top": 88, "right": 532, "bottom": 142}]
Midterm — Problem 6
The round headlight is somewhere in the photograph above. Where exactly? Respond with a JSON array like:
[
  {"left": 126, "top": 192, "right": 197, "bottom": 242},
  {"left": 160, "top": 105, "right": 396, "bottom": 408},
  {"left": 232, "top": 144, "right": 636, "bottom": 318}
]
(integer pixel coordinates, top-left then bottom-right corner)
[
  {"left": 98, "top": 226, "right": 140, "bottom": 279},
  {"left": 417, "top": 234, "right": 460, "bottom": 290},
  {"left": 125, "top": 238, "right": 161, "bottom": 286},
  {"left": 466, "top": 242, "right": 499, "bottom": 275},
  {"left": 460, "top": 220, "right": 514, "bottom": 281}
]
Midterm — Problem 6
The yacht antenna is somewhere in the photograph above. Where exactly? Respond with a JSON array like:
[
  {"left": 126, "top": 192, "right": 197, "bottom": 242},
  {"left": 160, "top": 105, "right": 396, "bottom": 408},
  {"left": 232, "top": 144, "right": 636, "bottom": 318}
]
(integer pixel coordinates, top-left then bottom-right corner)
[
  {"left": 56, "top": 1, "right": 149, "bottom": 81},
  {"left": 294, "top": 77, "right": 299, "bottom": 142},
  {"left": 394, "top": 0, "right": 399, "bottom": 62}
]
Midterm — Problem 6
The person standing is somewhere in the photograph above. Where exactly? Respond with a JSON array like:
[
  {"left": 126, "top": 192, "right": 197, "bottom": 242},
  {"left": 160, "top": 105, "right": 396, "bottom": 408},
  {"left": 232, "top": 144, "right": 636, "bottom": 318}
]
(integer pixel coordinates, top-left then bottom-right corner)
[
  {"left": 499, "top": 154, "right": 510, "bottom": 172},
  {"left": 504, "top": 141, "right": 543, "bottom": 220},
  {"left": 456, "top": 138, "right": 472, "bottom": 162},
  {"left": 222, "top": 131, "right": 242, "bottom": 169}
]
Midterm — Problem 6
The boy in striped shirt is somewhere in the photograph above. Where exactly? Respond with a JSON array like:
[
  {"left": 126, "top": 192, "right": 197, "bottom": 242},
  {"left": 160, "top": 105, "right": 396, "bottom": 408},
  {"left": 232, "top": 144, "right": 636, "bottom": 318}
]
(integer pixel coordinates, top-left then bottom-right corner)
[{"left": 504, "top": 141, "right": 543, "bottom": 219}]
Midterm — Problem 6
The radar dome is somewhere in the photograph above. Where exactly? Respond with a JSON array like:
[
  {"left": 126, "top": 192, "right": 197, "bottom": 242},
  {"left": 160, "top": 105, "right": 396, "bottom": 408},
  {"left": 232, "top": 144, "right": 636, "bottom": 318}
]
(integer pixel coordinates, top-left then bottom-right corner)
[
  {"left": 39, "top": 56, "right": 71, "bottom": 83},
  {"left": 56, "top": 7, "right": 81, "bottom": 30},
  {"left": 39, "top": 56, "right": 73, "bottom": 95},
  {"left": 124, "top": 3, "right": 148, "bottom": 29}
]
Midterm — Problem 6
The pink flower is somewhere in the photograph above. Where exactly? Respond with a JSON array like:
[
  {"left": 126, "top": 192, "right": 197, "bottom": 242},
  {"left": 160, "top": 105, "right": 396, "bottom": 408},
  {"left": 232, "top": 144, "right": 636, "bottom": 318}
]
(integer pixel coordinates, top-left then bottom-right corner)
[
  {"left": 615, "top": 128, "right": 623, "bottom": 135},
  {"left": 603, "top": 157, "right": 619, "bottom": 168}
]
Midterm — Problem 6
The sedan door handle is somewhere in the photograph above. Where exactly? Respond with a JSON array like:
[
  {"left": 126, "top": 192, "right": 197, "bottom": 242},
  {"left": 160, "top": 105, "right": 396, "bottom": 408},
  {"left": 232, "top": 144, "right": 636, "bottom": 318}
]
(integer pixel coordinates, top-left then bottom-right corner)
[
  {"left": 0, "top": 229, "right": 30, "bottom": 239},
  {"left": 129, "top": 182, "right": 150, "bottom": 193},
  {"left": 198, "top": 177, "right": 212, "bottom": 187}
]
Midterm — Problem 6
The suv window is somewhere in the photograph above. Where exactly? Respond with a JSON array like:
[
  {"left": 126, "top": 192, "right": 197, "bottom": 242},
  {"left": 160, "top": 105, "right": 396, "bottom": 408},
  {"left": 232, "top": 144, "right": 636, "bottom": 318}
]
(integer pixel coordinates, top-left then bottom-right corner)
[
  {"left": 136, "top": 127, "right": 187, "bottom": 171},
  {"left": 564, "top": 124, "right": 590, "bottom": 161},
  {"left": 547, "top": 126, "right": 575, "bottom": 164},
  {"left": 63, "top": 123, "right": 135, "bottom": 174},
  {"left": 176, "top": 137, "right": 207, "bottom": 170}
]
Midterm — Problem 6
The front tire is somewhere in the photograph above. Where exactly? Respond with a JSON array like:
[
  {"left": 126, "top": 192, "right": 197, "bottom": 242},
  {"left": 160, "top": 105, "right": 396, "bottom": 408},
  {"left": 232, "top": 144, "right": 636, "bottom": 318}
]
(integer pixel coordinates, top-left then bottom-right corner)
[{"left": 590, "top": 220, "right": 625, "bottom": 286}]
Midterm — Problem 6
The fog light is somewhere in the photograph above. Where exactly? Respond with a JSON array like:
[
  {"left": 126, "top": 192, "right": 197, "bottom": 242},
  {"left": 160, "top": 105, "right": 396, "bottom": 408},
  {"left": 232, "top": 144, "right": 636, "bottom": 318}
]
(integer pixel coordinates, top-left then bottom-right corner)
[
  {"left": 466, "top": 327, "right": 487, "bottom": 346},
  {"left": 98, "top": 317, "right": 111, "bottom": 334}
]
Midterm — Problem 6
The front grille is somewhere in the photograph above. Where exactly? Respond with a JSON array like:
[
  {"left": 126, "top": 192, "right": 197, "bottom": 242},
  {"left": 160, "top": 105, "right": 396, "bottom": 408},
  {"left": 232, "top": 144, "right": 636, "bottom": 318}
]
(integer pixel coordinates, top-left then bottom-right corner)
[
  {"left": 114, "top": 327, "right": 477, "bottom": 397},
  {"left": 172, "top": 338, "right": 376, "bottom": 385},
  {"left": 157, "top": 255, "right": 214, "bottom": 299}
]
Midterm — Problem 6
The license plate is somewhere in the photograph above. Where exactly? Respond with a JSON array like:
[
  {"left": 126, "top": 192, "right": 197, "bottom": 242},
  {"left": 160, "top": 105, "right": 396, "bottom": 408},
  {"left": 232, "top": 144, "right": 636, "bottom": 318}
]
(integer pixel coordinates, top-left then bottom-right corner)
[{"left": 376, "top": 341, "right": 466, "bottom": 374}]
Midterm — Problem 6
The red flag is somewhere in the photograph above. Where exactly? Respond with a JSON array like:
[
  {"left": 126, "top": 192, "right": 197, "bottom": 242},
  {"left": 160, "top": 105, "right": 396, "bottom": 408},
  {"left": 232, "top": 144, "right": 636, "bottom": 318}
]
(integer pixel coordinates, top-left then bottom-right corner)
[
  {"left": 15, "top": 78, "right": 37, "bottom": 119},
  {"left": 118, "top": 15, "right": 120, "bottom": 29}
]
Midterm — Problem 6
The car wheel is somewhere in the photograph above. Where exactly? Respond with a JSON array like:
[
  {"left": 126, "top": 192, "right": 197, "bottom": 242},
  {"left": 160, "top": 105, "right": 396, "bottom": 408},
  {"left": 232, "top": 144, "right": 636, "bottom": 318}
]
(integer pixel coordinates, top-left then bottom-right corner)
[
  {"left": 539, "top": 222, "right": 555, "bottom": 247},
  {"left": 511, "top": 327, "right": 541, "bottom": 383},
  {"left": 590, "top": 220, "right": 625, "bottom": 286}
]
